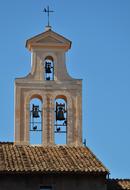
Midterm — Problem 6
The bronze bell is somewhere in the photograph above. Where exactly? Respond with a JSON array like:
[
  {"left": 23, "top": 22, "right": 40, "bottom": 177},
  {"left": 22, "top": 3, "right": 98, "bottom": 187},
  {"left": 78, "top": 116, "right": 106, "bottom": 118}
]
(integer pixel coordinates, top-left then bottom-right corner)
[
  {"left": 45, "top": 62, "right": 52, "bottom": 73},
  {"left": 32, "top": 104, "right": 40, "bottom": 118},
  {"left": 56, "top": 106, "right": 65, "bottom": 121}
]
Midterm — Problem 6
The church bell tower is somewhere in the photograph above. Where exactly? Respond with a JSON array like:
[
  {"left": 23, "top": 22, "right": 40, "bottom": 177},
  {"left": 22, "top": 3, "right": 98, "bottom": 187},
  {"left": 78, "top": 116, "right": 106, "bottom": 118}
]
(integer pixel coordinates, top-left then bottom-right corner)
[{"left": 14, "top": 27, "right": 82, "bottom": 146}]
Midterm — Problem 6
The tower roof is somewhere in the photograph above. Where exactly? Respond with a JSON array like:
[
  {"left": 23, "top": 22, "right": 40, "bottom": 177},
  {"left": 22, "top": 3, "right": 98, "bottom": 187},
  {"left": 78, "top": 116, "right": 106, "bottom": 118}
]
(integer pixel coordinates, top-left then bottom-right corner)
[
  {"left": 0, "top": 143, "right": 108, "bottom": 175},
  {"left": 26, "top": 29, "right": 72, "bottom": 51}
]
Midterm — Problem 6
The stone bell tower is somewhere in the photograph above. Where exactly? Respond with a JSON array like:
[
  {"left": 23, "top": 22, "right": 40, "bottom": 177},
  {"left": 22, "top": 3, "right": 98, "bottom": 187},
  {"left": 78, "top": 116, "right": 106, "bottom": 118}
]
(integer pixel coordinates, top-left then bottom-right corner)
[{"left": 14, "top": 27, "right": 82, "bottom": 146}]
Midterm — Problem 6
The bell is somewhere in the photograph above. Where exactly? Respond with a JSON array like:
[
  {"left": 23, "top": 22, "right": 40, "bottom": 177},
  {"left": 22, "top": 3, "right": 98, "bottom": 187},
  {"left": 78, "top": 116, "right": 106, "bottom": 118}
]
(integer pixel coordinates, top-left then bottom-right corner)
[
  {"left": 32, "top": 104, "right": 40, "bottom": 118},
  {"left": 56, "top": 107, "right": 65, "bottom": 121},
  {"left": 45, "top": 62, "right": 52, "bottom": 73}
]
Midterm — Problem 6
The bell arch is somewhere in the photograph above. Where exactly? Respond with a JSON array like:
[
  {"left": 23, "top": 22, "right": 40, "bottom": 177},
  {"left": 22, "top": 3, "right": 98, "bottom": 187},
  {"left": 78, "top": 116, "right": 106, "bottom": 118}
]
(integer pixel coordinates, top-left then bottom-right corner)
[
  {"left": 44, "top": 55, "right": 54, "bottom": 81},
  {"left": 30, "top": 94, "right": 43, "bottom": 102},
  {"left": 54, "top": 95, "right": 67, "bottom": 144},
  {"left": 29, "top": 98, "right": 42, "bottom": 144},
  {"left": 25, "top": 92, "right": 44, "bottom": 145},
  {"left": 51, "top": 92, "right": 73, "bottom": 144}
]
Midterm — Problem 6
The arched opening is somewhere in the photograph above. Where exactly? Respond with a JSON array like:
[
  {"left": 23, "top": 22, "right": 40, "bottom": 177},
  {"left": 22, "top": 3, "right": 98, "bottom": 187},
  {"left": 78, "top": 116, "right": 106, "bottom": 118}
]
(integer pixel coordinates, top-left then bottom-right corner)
[
  {"left": 54, "top": 96, "right": 67, "bottom": 144},
  {"left": 29, "top": 96, "right": 43, "bottom": 144},
  {"left": 44, "top": 56, "right": 54, "bottom": 81}
]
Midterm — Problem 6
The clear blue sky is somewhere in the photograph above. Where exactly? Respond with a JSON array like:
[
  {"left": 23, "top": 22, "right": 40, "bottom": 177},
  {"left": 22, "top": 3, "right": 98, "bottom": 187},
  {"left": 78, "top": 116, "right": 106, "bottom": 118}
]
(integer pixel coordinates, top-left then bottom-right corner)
[{"left": 0, "top": 0, "right": 130, "bottom": 179}]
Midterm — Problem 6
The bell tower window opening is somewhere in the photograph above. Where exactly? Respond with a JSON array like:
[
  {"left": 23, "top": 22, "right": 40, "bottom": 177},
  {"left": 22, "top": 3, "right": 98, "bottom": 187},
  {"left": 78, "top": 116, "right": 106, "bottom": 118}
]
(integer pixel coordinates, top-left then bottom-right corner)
[
  {"left": 44, "top": 56, "right": 54, "bottom": 81},
  {"left": 54, "top": 97, "right": 67, "bottom": 144},
  {"left": 30, "top": 97, "right": 43, "bottom": 144}
]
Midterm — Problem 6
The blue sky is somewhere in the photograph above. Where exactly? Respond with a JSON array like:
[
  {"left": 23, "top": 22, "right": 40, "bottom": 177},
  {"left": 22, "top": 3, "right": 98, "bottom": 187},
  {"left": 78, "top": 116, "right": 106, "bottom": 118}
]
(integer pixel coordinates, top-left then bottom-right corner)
[{"left": 0, "top": 0, "right": 130, "bottom": 178}]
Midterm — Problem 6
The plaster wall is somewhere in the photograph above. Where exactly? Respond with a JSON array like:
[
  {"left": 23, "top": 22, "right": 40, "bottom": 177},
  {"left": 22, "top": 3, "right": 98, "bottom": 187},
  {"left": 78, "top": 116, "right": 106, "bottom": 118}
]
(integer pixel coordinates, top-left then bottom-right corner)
[{"left": 0, "top": 173, "right": 107, "bottom": 190}]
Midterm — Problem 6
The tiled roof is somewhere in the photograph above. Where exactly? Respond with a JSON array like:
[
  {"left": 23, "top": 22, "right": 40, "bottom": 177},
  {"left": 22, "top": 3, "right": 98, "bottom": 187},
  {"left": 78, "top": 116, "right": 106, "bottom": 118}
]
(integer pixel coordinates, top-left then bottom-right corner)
[
  {"left": 0, "top": 142, "right": 108, "bottom": 174},
  {"left": 108, "top": 179, "right": 130, "bottom": 190}
]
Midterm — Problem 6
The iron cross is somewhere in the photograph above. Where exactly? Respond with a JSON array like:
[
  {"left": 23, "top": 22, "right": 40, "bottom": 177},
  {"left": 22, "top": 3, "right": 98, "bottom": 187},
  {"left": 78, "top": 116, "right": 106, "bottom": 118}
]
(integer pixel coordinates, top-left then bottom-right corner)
[{"left": 43, "top": 6, "right": 54, "bottom": 26}]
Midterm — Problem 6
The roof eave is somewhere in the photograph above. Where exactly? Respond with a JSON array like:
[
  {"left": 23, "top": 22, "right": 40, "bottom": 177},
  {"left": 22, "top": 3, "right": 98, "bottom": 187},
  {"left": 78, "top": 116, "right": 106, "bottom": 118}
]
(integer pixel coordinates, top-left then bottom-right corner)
[{"left": 0, "top": 170, "right": 108, "bottom": 176}]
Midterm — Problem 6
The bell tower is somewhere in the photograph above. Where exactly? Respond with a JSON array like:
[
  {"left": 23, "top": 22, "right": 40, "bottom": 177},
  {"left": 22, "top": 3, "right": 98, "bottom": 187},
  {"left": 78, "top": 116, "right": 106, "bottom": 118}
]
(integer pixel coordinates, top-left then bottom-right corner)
[{"left": 14, "top": 27, "right": 82, "bottom": 146}]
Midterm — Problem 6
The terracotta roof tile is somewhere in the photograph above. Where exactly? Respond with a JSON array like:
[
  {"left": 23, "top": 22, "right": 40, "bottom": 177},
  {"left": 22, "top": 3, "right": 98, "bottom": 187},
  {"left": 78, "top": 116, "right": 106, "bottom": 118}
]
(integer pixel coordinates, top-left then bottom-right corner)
[
  {"left": 0, "top": 142, "right": 109, "bottom": 174},
  {"left": 108, "top": 179, "right": 130, "bottom": 190}
]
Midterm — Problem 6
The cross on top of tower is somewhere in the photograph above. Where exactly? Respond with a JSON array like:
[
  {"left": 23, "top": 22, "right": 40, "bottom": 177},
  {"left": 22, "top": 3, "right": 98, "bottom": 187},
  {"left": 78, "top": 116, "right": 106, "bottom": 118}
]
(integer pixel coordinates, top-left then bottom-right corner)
[{"left": 43, "top": 6, "right": 54, "bottom": 27}]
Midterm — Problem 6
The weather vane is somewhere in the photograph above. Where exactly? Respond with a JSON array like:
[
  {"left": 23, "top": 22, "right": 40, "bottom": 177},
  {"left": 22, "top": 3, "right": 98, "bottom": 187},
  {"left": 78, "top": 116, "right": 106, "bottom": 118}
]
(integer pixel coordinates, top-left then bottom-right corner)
[{"left": 43, "top": 6, "right": 54, "bottom": 27}]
